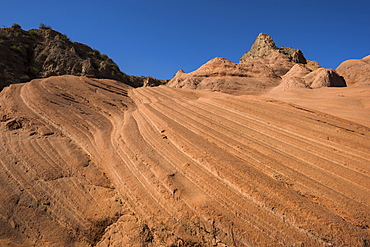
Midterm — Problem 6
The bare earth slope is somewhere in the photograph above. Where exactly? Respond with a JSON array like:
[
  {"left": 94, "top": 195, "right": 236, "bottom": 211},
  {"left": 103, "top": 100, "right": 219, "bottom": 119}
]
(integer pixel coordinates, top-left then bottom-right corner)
[
  {"left": 1, "top": 76, "right": 370, "bottom": 246},
  {"left": 265, "top": 84, "right": 370, "bottom": 128}
]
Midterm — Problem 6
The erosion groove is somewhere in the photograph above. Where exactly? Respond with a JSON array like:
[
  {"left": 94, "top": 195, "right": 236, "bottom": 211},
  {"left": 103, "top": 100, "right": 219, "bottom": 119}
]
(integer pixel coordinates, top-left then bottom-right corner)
[{"left": 0, "top": 75, "right": 369, "bottom": 246}]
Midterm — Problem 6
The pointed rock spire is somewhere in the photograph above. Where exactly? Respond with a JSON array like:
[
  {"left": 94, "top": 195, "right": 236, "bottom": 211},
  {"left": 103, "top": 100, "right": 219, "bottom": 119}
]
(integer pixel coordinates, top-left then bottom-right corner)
[{"left": 240, "top": 33, "right": 307, "bottom": 64}]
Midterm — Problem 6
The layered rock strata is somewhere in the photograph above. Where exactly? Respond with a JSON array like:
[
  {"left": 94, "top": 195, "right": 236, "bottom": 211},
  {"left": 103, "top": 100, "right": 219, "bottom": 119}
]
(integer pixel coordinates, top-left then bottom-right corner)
[{"left": 1, "top": 75, "right": 369, "bottom": 246}]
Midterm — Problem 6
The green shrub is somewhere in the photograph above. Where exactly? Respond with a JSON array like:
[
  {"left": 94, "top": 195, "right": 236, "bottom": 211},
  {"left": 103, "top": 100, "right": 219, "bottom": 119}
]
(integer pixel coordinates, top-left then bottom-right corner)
[
  {"left": 107, "top": 61, "right": 120, "bottom": 74},
  {"left": 39, "top": 23, "right": 51, "bottom": 29},
  {"left": 19, "top": 75, "right": 30, "bottom": 82},
  {"left": 28, "top": 29, "right": 38, "bottom": 36},
  {"left": 12, "top": 23, "right": 21, "bottom": 29},
  {"left": 93, "top": 49, "right": 101, "bottom": 56},
  {"left": 100, "top": 54, "right": 109, "bottom": 60},
  {"left": 10, "top": 45, "right": 22, "bottom": 53}
]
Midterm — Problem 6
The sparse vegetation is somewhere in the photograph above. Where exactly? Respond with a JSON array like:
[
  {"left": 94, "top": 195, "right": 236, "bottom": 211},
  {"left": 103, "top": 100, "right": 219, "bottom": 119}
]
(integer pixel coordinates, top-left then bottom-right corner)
[
  {"left": 61, "top": 34, "right": 71, "bottom": 42},
  {"left": 19, "top": 75, "right": 30, "bottom": 82},
  {"left": 93, "top": 49, "right": 101, "bottom": 56},
  {"left": 0, "top": 25, "right": 137, "bottom": 89},
  {"left": 39, "top": 23, "right": 51, "bottom": 29},
  {"left": 11, "top": 23, "right": 21, "bottom": 29},
  {"left": 10, "top": 45, "right": 22, "bottom": 53},
  {"left": 106, "top": 61, "right": 120, "bottom": 74},
  {"left": 100, "top": 54, "right": 109, "bottom": 60},
  {"left": 28, "top": 29, "right": 38, "bottom": 36}
]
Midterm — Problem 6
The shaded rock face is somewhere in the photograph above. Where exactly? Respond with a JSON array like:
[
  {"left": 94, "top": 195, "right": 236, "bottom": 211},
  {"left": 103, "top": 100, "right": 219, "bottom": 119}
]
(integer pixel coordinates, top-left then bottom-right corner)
[
  {"left": 306, "top": 68, "right": 346, "bottom": 88},
  {"left": 336, "top": 55, "right": 370, "bottom": 85},
  {"left": 240, "top": 33, "right": 307, "bottom": 64},
  {"left": 126, "top": 75, "right": 168, "bottom": 88},
  {"left": 0, "top": 25, "right": 164, "bottom": 89},
  {"left": 0, "top": 26, "right": 131, "bottom": 89}
]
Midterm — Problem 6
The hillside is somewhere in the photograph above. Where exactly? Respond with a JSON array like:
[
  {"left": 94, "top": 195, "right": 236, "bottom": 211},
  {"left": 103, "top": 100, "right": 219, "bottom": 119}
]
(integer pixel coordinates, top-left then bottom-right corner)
[
  {"left": 0, "top": 24, "right": 166, "bottom": 89},
  {"left": 0, "top": 75, "right": 369, "bottom": 246}
]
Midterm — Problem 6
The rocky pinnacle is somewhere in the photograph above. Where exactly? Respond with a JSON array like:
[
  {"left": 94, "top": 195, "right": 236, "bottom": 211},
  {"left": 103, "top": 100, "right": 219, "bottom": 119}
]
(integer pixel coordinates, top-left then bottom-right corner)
[{"left": 240, "top": 33, "right": 307, "bottom": 64}]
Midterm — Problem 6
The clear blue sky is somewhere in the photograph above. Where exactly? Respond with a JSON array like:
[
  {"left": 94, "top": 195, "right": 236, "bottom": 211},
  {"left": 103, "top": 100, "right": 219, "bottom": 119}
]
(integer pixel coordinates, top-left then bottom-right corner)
[{"left": 1, "top": 0, "right": 369, "bottom": 79}]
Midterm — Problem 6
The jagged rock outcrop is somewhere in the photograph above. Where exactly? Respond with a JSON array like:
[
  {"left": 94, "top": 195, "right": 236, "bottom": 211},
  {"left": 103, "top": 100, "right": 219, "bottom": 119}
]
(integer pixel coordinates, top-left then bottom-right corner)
[
  {"left": 240, "top": 33, "right": 307, "bottom": 64},
  {"left": 0, "top": 25, "right": 164, "bottom": 89},
  {"left": 336, "top": 55, "right": 370, "bottom": 85},
  {"left": 127, "top": 75, "right": 168, "bottom": 88}
]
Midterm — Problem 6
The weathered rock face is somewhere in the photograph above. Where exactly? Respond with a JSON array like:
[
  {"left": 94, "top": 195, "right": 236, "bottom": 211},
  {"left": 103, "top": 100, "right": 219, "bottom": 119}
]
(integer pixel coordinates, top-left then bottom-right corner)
[
  {"left": 278, "top": 64, "right": 312, "bottom": 90},
  {"left": 168, "top": 33, "right": 328, "bottom": 95},
  {"left": 275, "top": 64, "right": 347, "bottom": 91},
  {"left": 306, "top": 68, "right": 346, "bottom": 88},
  {"left": 0, "top": 25, "right": 164, "bottom": 89},
  {"left": 336, "top": 55, "right": 370, "bottom": 85},
  {"left": 239, "top": 33, "right": 279, "bottom": 61},
  {"left": 127, "top": 75, "right": 168, "bottom": 88},
  {"left": 240, "top": 33, "right": 307, "bottom": 64},
  {"left": 0, "top": 25, "right": 130, "bottom": 89},
  {"left": 168, "top": 33, "right": 349, "bottom": 94},
  {"left": 167, "top": 57, "right": 282, "bottom": 95}
]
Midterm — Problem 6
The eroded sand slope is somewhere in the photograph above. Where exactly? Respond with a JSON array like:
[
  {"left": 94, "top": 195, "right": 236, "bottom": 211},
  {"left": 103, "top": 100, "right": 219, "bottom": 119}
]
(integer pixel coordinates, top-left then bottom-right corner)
[{"left": 0, "top": 75, "right": 369, "bottom": 246}]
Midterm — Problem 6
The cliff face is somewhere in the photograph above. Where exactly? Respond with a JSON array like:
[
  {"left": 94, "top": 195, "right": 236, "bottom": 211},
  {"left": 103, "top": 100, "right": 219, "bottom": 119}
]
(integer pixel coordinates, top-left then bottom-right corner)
[{"left": 0, "top": 25, "right": 165, "bottom": 89}]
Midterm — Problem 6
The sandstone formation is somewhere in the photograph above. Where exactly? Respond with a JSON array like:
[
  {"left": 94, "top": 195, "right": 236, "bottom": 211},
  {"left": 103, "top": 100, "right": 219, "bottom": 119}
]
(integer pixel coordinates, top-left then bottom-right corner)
[
  {"left": 306, "top": 68, "right": 346, "bottom": 88},
  {"left": 0, "top": 25, "right": 164, "bottom": 89},
  {"left": 336, "top": 55, "right": 370, "bottom": 85},
  {"left": 167, "top": 57, "right": 283, "bottom": 95},
  {"left": 0, "top": 75, "right": 369, "bottom": 246},
  {"left": 264, "top": 82, "right": 370, "bottom": 128},
  {"left": 275, "top": 64, "right": 347, "bottom": 91},
  {"left": 168, "top": 33, "right": 326, "bottom": 94},
  {"left": 240, "top": 33, "right": 306, "bottom": 64}
]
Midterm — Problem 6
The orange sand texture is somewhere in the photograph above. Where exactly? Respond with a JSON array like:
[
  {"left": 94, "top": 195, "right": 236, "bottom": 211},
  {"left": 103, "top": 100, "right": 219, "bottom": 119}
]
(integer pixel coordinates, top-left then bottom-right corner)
[{"left": 0, "top": 75, "right": 369, "bottom": 246}]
